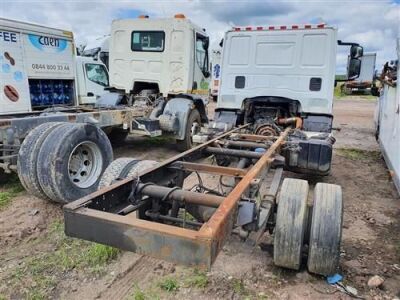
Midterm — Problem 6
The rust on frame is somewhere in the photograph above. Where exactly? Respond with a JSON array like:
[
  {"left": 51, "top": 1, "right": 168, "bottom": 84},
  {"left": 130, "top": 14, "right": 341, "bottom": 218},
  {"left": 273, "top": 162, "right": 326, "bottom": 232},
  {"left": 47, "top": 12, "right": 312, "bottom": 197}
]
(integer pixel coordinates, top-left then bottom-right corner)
[{"left": 198, "top": 127, "right": 291, "bottom": 256}]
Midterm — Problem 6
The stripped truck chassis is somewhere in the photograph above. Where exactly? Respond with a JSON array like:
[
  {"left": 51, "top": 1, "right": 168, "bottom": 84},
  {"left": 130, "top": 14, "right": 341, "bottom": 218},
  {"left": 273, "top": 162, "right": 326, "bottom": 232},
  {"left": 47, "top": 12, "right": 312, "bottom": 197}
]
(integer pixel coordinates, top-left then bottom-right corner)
[{"left": 64, "top": 124, "right": 342, "bottom": 275}]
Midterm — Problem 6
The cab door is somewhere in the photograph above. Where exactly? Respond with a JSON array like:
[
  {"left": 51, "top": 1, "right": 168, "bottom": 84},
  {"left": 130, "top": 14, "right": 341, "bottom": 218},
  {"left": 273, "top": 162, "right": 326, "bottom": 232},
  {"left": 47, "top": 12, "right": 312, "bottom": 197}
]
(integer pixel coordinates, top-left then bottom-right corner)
[
  {"left": 192, "top": 32, "right": 210, "bottom": 95},
  {"left": 79, "top": 62, "right": 109, "bottom": 104}
]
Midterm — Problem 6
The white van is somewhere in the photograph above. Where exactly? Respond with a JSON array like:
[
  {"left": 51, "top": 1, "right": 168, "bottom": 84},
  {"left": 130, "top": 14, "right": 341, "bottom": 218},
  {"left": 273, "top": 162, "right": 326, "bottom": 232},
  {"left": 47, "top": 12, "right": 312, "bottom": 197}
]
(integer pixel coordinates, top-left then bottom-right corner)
[
  {"left": 0, "top": 18, "right": 108, "bottom": 114},
  {"left": 374, "top": 39, "right": 399, "bottom": 194}
]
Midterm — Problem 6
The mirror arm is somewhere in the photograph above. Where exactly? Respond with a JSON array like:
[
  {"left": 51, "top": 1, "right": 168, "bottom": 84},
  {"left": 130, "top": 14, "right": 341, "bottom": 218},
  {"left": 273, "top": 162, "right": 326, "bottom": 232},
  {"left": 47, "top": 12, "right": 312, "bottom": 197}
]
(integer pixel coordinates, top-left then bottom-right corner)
[{"left": 337, "top": 40, "right": 360, "bottom": 47}]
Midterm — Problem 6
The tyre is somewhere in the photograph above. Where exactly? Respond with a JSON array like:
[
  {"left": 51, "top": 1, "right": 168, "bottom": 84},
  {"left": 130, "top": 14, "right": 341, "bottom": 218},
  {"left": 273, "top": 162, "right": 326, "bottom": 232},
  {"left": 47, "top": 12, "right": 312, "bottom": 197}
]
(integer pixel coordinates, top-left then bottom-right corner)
[
  {"left": 307, "top": 183, "right": 343, "bottom": 276},
  {"left": 274, "top": 178, "right": 309, "bottom": 270},
  {"left": 17, "top": 122, "right": 64, "bottom": 199},
  {"left": 37, "top": 123, "right": 113, "bottom": 203},
  {"left": 98, "top": 157, "right": 158, "bottom": 189},
  {"left": 176, "top": 109, "right": 201, "bottom": 152},
  {"left": 99, "top": 157, "right": 158, "bottom": 220}
]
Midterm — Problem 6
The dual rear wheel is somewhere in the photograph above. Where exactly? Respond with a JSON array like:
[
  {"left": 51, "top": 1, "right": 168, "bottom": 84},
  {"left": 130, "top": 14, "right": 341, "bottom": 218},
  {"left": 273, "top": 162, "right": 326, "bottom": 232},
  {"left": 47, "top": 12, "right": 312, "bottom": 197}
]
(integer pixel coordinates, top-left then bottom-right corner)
[
  {"left": 273, "top": 178, "right": 343, "bottom": 276},
  {"left": 17, "top": 122, "right": 113, "bottom": 203}
]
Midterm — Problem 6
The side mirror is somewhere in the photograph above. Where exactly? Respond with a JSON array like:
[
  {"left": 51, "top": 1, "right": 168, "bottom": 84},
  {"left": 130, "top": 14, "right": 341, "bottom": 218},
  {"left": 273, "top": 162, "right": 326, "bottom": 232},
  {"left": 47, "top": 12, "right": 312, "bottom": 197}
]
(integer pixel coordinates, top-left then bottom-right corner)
[
  {"left": 219, "top": 38, "right": 224, "bottom": 48},
  {"left": 348, "top": 58, "right": 361, "bottom": 80},
  {"left": 350, "top": 45, "right": 363, "bottom": 59},
  {"left": 203, "top": 37, "right": 209, "bottom": 50},
  {"left": 371, "top": 86, "right": 380, "bottom": 97}
]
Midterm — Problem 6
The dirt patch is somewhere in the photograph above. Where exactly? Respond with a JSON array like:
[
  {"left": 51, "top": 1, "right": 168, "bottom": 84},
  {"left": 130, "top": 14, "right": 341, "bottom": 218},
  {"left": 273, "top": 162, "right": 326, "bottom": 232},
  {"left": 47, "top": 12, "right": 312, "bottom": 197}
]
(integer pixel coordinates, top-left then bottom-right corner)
[
  {"left": 1, "top": 98, "right": 399, "bottom": 300},
  {"left": 0, "top": 195, "right": 62, "bottom": 249}
]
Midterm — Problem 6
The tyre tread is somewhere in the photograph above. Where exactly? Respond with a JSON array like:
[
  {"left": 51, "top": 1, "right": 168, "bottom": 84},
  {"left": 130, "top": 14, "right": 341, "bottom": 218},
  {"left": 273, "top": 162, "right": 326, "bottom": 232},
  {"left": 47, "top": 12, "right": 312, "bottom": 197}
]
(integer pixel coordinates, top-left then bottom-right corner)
[
  {"left": 307, "top": 183, "right": 343, "bottom": 276},
  {"left": 274, "top": 178, "right": 309, "bottom": 270},
  {"left": 17, "top": 122, "right": 64, "bottom": 199}
]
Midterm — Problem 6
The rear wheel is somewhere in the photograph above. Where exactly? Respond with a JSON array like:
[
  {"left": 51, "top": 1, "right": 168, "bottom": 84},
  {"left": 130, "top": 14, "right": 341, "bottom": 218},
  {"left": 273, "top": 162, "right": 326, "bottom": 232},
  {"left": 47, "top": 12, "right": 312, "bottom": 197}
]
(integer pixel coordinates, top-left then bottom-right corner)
[
  {"left": 274, "top": 178, "right": 309, "bottom": 270},
  {"left": 99, "top": 157, "right": 158, "bottom": 189},
  {"left": 307, "top": 183, "right": 343, "bottom": 276},
  {"left": 17, "top": 122, "right": 64, "bottom": 199},
  {"left": 99, "top": 157, "right": 158, "bottom": 219},
  {"left": 176, "top": 109, "right": 201, "bottom": 152},
  {"left": 37, "top": 123, "right": 113, "bottom": 203}
]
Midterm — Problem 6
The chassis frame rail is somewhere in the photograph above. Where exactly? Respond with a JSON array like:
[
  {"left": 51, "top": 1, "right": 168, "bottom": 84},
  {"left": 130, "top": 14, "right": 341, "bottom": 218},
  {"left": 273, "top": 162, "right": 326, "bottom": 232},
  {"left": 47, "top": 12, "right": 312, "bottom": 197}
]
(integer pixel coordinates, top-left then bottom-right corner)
[{"left": 64, "top": 125, "right": 290, "bottom": 269}]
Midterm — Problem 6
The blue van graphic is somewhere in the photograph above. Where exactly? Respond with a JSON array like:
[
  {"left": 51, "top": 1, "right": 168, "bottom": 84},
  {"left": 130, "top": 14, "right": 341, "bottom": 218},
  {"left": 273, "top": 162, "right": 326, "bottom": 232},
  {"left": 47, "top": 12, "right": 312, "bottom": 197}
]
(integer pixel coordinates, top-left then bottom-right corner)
[{"left": 28, "top": 34, "right": 67, "bottom": 53}]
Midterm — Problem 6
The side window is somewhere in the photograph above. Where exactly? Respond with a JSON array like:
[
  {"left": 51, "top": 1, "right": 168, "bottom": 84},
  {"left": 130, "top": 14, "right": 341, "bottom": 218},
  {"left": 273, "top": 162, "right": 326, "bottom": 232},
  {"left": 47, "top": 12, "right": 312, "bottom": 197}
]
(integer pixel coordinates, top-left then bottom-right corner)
[
  {"left": 99, "top": 52, "right": 109, "bottom": 70},
  {"left": 195, "top": 33, "right": 210, "bottom": 77},
  {"left": 85, "top": 63, "right": 109, "bottom": 87}
]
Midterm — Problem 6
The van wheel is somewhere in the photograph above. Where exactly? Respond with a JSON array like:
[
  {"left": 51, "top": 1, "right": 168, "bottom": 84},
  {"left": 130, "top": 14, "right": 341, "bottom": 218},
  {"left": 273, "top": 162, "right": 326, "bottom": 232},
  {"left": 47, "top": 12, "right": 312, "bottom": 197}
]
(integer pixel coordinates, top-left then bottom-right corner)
[
  {"left": 17, "top": 122, "right": 64, "bottom": 199},
  {"left": 99, "top": 157, "right": 158, "bottom": 219},
  {"left": 176, "top": 109, "right": 201, "bottom": 152},
  {"left": 274, "top": 178, "right": 309, "bottom": 270},
  {"left": 37, "top": 123, "right": 113, "bottom": 203},
  {"left": 99, "top": 157, "right": 158, "bottom": 189},
  {"left": 307, "top": 183, "right": 343, "bottom": 276}
]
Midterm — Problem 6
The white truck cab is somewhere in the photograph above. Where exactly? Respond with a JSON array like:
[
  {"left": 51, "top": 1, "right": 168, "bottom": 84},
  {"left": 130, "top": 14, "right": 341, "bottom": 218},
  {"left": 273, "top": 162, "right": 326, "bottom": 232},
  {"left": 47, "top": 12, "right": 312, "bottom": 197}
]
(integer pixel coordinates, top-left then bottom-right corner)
[
  {"left": 97, "top": 14, "right": 211, "bottom": 150},
  {"left": 0, "top": 18, "right": 108, "bottom": 114},
  {"left": 109, "top": 14, "right": 210, "bottom": 96},
  {"left": 211, "top": 24, "right": 363, "bottom": 175},
  {"left": 218, "top": 24, "right": 337, "bottom": 115},
  {"left": 75, "top": 56, "right": 109, "bottom": 104}
]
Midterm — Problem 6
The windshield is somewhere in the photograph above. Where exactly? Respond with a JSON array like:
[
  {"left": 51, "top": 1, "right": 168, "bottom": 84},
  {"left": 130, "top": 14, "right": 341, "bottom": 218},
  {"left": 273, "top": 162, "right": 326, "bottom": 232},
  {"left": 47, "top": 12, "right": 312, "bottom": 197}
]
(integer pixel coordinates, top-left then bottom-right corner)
[{"left": 85, "top": 63, "right": 109, "bottom": 87}]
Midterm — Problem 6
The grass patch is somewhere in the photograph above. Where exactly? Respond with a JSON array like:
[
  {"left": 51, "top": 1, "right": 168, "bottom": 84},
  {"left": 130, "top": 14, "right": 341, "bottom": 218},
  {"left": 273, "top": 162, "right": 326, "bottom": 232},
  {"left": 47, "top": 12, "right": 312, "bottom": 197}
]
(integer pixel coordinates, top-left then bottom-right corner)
[
  {"left": 334, "top": 83, "right": 344, "bottom": 99},
  {"left": 7, "top": 221, "right": 120, "bottom": 299},
  {"left": 142, "top": 136, "right": 174, "bottom": 147},
  {"left": 231, "top": 278, "right": 248, "bottom": 296},
  {"left": 336, "top": 148, "right": 380, "bottom": 161},
  {"left": 159, "top": 277, "right": 179, "bottom": 292},
  {"left": 131, "top": 289, "right": 146, "bottom": 300},
  {"left": 86, "top": 243, "right": 120, "bottom": 266},
  {"left": 334, "top": 83, "right": 376, "bottom": 101},
  {"left": 128, "top": 284, "right": 160, "bottom": 300},
  {"left": 185, "top": 269, "right": 208, "bottom": 289},
  {"left": 0, "top": 174, "right": 24, "bottom": 209}
]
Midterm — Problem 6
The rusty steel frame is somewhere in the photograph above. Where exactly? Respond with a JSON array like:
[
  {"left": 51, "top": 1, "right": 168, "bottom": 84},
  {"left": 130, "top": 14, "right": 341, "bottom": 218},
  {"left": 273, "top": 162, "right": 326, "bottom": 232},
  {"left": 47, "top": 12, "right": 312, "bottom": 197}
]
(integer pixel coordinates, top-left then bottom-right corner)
[
  {"left": 64, "top": 125, "right": 291, "bottom": 269},
  {"left": 170, "top": 161, "right": 247, "bottom": 177}
]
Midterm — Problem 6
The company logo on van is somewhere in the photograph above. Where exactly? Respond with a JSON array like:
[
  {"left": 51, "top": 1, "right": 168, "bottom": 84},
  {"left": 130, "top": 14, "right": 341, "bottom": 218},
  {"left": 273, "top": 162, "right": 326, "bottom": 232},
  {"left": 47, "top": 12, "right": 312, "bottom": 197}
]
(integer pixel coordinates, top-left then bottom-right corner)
[{"left": 28, "top": 34, "right": 67, "bottom": 53}]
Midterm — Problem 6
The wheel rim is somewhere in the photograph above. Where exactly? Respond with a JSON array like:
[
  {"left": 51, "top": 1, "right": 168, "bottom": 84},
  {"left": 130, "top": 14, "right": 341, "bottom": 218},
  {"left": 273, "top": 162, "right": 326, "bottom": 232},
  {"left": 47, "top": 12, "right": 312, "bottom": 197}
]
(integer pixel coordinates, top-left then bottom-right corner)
[{"left": 68, "top": 141, "right": 103, "bottom": 189}]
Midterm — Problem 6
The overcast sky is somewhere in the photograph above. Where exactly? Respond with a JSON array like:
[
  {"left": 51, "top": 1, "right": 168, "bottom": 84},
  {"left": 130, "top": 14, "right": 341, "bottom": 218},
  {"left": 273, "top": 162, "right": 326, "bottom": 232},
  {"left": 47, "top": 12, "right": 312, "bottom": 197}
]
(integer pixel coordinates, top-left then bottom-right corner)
[{"left": 1, "top": 0, "right": 399, "bottom": 73}]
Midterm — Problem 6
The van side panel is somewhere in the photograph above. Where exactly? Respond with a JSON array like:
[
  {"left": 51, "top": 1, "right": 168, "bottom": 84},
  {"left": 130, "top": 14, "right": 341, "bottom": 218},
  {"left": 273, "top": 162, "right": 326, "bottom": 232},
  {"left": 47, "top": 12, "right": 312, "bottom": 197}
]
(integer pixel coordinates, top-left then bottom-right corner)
[
  {"left": 217, "top": 28, "right": 337, "bottom": 115},
  {"left": 1, "top": 18, "right": 77, "bottom": 113},
  {"left": 0, "top": 30, "right": 31, "bottom": 113}
]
